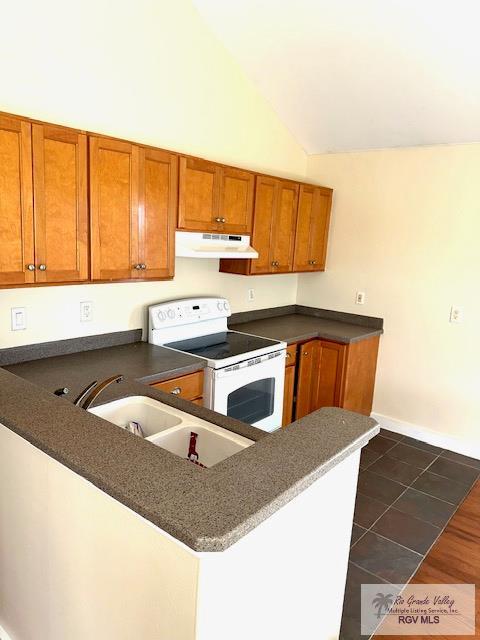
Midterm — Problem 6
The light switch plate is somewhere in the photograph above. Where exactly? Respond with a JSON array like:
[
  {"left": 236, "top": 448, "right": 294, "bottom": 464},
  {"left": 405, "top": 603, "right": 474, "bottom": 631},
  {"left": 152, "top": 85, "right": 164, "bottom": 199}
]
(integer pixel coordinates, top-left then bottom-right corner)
[{"left": 11, "top": 307, "right": 26, "bottom": 331}]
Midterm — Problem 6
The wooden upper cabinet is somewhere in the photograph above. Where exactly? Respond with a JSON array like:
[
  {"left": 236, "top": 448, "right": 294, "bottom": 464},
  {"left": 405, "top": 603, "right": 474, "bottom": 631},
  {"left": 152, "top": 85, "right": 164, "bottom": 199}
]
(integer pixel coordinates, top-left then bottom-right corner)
[
  {"left": 293, "top": 185, "right": 332, "bottom": 272},
  {"left": 271, "top": 180, "right": 298, "bottom": 272},
  {"left": 90, "top": 137, "right": 176, "bottom": 282},
  {"left": 0, "top": 115, "right": 35, "bottom": 286},
  {"left": 138, "top": 147, "right": 177, "bottom": 279},
  {"left": 178, "top": 157, "right": 219, "bottom": 231},
  {"left": 178, "top": 157, "right": 254, "bottom": 234},
  {"left": 89, "top": 136, "right": 140, "bottom": 281},
  {"left": 32, "top": 124, "right": 88, "bottom": 283},
  {"left": 217, "top": 166, "right": 254, "bottom": 233},
  {"left": 250, "top": 176, "right": 277, "bottom": 274}
]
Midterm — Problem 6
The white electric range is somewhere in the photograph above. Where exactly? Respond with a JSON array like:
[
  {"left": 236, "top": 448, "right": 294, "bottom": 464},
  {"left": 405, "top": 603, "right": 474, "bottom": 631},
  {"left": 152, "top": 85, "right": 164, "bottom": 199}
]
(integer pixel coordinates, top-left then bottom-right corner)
[{"left": 148, "top": 297, "right": 286, "bottom": 432}]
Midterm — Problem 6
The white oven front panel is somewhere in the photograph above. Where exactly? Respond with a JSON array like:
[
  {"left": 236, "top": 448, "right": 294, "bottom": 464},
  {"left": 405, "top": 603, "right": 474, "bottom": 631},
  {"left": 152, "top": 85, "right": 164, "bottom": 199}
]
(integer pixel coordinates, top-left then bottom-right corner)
[{"left": 206, "top": 350, "right": 286, "bottom": 432}]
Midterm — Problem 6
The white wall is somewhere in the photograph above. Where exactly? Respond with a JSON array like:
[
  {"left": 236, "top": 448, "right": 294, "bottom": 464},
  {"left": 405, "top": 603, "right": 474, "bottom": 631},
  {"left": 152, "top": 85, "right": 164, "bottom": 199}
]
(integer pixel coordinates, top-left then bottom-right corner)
[
  {"left": 299, "top": 145, "right": 480, "bottom": 446},
  {"left": 0, "top": 424, "right": 199, "bottom": 640},
  {"left": 0, "top": 260, "right": 298, "bottom": 348},
  {"left": 0, "top": 0, "right": 305, "bottom": 348}
]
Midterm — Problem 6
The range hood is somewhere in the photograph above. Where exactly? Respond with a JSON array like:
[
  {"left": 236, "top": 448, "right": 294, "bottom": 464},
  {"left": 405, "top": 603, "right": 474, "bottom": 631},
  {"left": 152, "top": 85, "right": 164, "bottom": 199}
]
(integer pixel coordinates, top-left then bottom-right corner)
[{"left": 175, "top": 231, "right": 258, "bottom": 259}]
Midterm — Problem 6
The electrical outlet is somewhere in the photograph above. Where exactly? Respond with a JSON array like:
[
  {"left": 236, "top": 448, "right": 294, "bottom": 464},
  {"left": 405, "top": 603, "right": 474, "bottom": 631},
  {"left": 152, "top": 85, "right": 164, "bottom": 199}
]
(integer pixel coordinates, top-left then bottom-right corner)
[
  {"left": 355, "top": 291, "right": 366, "bottom": 305},
  {"left": 11, "top": 307, "right": 26, "bottom": 331},
  {"left": 80, "top": 301, "right": 93, "bottom": 323},
  {"left": 248, "top": 288, "right": 255, "bottom": 302},
  {"left": 450, "top": 306, "right": 463, "bottom": 323}
]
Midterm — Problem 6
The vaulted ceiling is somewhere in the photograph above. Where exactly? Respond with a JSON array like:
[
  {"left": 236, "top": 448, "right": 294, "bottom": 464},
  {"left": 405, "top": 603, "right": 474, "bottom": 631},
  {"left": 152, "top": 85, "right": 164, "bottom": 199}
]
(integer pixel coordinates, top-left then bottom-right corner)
[{"left": 193, "top": 0, "right": 480, "bottom": 153}]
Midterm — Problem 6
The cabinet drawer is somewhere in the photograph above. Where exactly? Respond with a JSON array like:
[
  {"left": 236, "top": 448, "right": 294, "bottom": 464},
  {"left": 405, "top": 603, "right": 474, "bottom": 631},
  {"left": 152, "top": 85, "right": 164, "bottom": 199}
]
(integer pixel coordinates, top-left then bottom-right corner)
[
  {"left": 285, "top": 343, "right": 297, "bottom": 367},
  {"left": 151, "top": 371, "right": 204, "bottom": 400}
]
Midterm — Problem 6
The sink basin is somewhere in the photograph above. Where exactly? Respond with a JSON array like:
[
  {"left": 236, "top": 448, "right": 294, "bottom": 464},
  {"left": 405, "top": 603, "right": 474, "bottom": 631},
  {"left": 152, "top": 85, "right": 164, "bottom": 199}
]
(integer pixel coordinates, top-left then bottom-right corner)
[
  {"left": 89, "top": 395, "right": 182, "bottom": 437},
  {"left": 89, "top": 395, "right": 253, "bottom": 467},
  {"left": 149, "top": 423, "right": 253, "bottom": 468}
]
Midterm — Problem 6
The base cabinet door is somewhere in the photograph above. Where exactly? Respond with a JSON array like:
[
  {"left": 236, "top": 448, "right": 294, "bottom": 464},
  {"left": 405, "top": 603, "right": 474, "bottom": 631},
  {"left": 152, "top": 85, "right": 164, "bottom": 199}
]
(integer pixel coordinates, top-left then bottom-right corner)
[
  {"left": 0, "top": 115, "right": 35, "bottom": 286},
  {"left": 282, "top": 363, "right": 296, "bottom": 427},
  {"left": 314, "top": 341, "right": 346, "bottom": 409},
  {"left": 295, "top": 340, "right": 319, "bottom": 420},
  {"left": 90, "top": 136, "right": 140, "bottom": 281},
  {"left": 295, "top": 339, "right": 346, "bottom": 420},
  {"left": 32, "top": 124, "right": 88, "bottom": 283}
]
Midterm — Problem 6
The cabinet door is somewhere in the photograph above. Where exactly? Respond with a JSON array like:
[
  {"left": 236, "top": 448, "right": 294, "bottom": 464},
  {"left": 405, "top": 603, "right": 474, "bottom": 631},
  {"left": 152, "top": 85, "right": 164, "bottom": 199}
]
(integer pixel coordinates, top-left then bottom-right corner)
[
  {"left": 271, "top": 180, "right": 298, "bottom": 272},
  {"left": 32, "top": 124, "right": 88, "bottom": 283},
  {"left": 314, "top": 341, "right": 346, "bottom": 409},
  {"left": 293, "top": 184, "right": 314, "bottom": 271},
  {"left": 293, "top": 185, "right": 332, "bottom": 272},
  {"left": 295, "top": 339, "right": 319, "bottom": 420},
  {"left": 0, "top": 115, "right": 35, "bottom": 286},
  {"left": 309, "top": 187, "right": 332, "bottom": 271},
  {"left": 138, "top": 148, "right": 177, "bottom": 279},
  {"left": 282, "top": 363, "right": 296, "bottom": 427},
  {"left": 90, "top": 136, "right": 140, "bottom": 281},
  {"left": 217, "top": 166, "right": 254, "bottom": 234},
  {"left": 178, "top": 157, "right": 220, "bottom": 231},
  {"left": 250, "top": 176, "right": 276, "bottom": 274}
]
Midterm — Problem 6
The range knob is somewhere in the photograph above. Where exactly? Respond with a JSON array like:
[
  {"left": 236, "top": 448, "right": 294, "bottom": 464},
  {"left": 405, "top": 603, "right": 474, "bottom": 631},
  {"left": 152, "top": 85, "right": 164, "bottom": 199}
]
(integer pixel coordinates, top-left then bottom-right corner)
[
  {"left": 223, "top": 301, "right": 229, "bottom": 311},
  {"left": 167, "top": 309, "right": 175, "bottom": 320},
  {"left": 217, "top": 301, "right": 223, "bottom": 311},
  {"left": 157, "top": 311, "right": 166, "bottom": 322}
]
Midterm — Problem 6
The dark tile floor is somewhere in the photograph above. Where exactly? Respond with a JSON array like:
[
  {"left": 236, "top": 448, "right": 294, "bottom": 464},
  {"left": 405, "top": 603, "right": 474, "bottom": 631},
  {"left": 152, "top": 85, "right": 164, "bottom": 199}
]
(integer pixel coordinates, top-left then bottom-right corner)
[{"left": 340, "top": 429, "right": 480, "bottom": 639}]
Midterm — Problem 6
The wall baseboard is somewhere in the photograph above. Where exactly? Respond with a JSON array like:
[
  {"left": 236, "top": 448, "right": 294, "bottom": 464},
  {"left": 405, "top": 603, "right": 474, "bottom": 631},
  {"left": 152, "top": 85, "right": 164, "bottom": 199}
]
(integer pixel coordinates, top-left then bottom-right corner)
[
  {"left": 0, "top": 622, "right": 13, "bottom": 640},
  {"left": 371, "top": 412, "right": 480, "bottom": 460}
]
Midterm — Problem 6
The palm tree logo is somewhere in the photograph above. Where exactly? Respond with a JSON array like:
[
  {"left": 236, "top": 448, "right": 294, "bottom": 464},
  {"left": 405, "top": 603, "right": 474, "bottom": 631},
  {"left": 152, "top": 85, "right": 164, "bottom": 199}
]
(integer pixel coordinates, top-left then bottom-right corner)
[{"left": 372, "top": 592, "right": 394, "bottom": 618}]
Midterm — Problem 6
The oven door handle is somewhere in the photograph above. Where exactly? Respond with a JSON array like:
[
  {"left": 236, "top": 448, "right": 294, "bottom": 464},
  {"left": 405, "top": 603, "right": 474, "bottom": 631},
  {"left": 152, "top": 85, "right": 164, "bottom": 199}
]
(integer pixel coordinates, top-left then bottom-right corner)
[{"left": 215, "top": 349, "right": 286, "bottom": 379}]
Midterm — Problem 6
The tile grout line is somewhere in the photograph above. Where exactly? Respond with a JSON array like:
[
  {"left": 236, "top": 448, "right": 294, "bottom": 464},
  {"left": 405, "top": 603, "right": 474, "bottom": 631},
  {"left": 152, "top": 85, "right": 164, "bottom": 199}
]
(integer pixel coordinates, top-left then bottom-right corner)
[
  {"left": 351, "top": 433, "right": 480, "bottom": 639},
  {"left": 352, "top": 449, "right": 476, "bottom": 551}
]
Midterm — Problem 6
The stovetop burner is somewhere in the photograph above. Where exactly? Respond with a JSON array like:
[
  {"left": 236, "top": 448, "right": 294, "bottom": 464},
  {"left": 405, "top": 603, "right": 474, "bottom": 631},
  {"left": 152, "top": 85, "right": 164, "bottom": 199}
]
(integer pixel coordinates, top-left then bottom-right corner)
[{"left": 164, "top": 331, "right": 280, "bottom": 361}]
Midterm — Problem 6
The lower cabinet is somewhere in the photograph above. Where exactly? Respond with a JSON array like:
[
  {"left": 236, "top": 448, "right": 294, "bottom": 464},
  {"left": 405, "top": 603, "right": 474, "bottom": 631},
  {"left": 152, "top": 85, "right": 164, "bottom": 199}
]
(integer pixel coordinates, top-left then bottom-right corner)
[
  {"left": 284, "top": 336, "right": 379, "bottom": 425},
  {"left": 282, "top": 345, "right": 297, "bottom": 427},
  {"left": 150, "top": 371, "right": 204, "bottom": 405}
]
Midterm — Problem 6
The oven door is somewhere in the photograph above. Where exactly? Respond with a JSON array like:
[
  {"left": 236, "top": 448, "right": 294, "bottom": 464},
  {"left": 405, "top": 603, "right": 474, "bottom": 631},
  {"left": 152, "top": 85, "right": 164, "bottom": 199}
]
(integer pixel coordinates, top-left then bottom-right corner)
[{"left": 211, "top": 350, "right": 286, "bottom": 432}]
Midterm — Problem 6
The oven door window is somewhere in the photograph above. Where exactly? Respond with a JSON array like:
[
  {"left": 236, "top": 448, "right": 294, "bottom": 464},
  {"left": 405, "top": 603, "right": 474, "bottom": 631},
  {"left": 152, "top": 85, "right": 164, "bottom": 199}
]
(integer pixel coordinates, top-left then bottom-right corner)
[{"left": 227, "top": 378, "right": 275, "bottom": 424}]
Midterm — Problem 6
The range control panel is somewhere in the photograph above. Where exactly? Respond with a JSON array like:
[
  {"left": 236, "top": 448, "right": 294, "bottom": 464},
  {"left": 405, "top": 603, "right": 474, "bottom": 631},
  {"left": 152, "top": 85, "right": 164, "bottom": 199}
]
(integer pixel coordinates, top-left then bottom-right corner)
[{"left": 149, "top": 297, "right": 231, "bottom": 330}]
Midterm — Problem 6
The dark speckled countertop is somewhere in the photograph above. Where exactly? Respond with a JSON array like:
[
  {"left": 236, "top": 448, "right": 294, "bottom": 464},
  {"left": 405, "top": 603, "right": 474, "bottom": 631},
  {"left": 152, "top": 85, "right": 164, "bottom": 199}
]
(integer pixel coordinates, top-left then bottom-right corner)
[
  {"left": 0, "top": 310, "right": 381, "bottom": 552},
  {"left": 230, "top": 305, "right": 383, "bottom": 345},
  {"left": 4, "top": 341, "right": 207, "bottom": 395}
]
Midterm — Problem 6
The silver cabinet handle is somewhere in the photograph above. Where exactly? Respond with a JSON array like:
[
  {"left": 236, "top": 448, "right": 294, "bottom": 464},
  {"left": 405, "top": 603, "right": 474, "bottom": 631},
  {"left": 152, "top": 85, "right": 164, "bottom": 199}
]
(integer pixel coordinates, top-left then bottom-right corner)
[
  {"left": 271, "top": 261, "right": 279, "bottom": 267},
  {"left": 171, "top": 387, "right": 182, "bottom": 395},
  {"left": 38, "top": 264, "right": 47, "bottom": 271},
  {"left": 134, "top": 264, "right": 142, "bottom": 270},
  {"left": 214, "top": 217, "right": 222, "bottom": 223},
  {"left": 221, "top": 217, "right": 226, "bottom": 223},
  {"left": 312, "top": 260, "right": 317, "bottom": 265},
  {"left": 26, "top": 264, "right": 36, "bottom": 271},
  {"left": 286, "top": 352, "right": 291, "bottom": 358},
  {"left": 303, "top": 352, "right": 308, "bottom": 356},
  {"left": 141, "top": 264, "right": 146, "bottom": 270}
]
